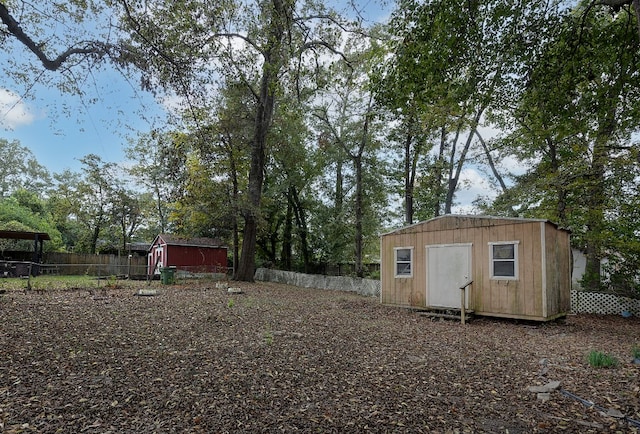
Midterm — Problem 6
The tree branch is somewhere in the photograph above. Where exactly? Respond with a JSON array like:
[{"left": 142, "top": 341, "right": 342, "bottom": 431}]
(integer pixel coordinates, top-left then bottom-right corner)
[
  {"left": 0, "top": 2, "right": 109, "bottom": 71},
  {"left": 209, "top": 32, "right": 265, "bottom": 57}
]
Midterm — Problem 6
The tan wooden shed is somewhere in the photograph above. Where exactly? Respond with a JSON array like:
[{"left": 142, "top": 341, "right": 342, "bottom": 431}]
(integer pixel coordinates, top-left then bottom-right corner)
[{"left": 380, "top": 215, "right": 571, "bottom": 321}]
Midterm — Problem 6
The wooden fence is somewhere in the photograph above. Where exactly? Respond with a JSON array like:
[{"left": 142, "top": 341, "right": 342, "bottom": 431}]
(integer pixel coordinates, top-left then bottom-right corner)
[{"left": 42, "top": 252, "right": 147, "bottom": 276}]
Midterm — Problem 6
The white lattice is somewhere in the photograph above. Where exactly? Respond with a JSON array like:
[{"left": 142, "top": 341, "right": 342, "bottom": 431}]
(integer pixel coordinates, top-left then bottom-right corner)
[{"left": 571, "top": 290, "right": 640, "bottom": 316}]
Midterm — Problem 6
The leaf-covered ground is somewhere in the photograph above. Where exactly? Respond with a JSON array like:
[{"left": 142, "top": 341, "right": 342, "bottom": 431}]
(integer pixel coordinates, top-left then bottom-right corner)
[{"left": 1, "top": 281, "right": 638, "bottom": 433}]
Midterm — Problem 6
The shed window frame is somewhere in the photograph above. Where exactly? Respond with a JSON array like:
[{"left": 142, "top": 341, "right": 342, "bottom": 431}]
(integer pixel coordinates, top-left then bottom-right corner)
[
  {"left": 394, "top": 247, "right": 414, "bottom": 278},
  {"left": 489, "top": 241, "right": 519, "bottom": 280}
]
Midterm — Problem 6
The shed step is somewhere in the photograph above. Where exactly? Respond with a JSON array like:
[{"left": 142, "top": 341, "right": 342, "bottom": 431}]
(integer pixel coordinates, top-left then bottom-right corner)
[{"left": 419, "top": 310, "right": 474, "bottom": 321}]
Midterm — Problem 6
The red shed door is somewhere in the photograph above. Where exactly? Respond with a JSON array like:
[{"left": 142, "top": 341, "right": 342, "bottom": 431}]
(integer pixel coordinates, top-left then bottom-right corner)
[{"left": 426, "top": 244, "right": 471, "bottom": 308}]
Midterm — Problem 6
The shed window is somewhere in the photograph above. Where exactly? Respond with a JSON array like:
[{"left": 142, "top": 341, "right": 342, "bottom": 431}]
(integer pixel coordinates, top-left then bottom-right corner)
[
  {"left": 394, "top": 247, "right": 413, "bottom": 278},
  {"left": 489, "top": 242, "right": 519, "bottom": 279}
]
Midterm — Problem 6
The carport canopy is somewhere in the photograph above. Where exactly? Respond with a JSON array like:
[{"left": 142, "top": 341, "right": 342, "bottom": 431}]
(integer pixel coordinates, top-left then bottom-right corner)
[{"left": 0, "top": 230, "right": 50, "bottom": 263}]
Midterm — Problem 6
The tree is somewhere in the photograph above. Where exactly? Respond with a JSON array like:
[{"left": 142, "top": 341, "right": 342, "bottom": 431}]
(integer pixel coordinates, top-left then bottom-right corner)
[
  {"left": 126, "top": 130, "right": 190, "bottom": 236},
  {"left": 0, "top": 2, "right": 111, "bottom": 72},
  {"left": 312, "top": 35, "right": 388, "bottom": 277},
  {"left": 183, "top": 81, "right": 253, "bottom": 276},
  {"left": 111, "top": 187, "right": 144, "bottom": 253},
  {"left": 379, "top": 0, "right": 560, "bottom": 218},
  {"left": 0, "top": 139, "right": 51, "bottom": 198},
  {"left": 50, "top": 155, "right": 120, "bottom": 253},
  {"left": 487, "top": 3, "right": 640, "bottom": 292},
  {"left": 116, "top": 0, "right": 362, "bottom": 281},
  {"left": 260, "top": 95, "right": 318, "bottom": 273}
]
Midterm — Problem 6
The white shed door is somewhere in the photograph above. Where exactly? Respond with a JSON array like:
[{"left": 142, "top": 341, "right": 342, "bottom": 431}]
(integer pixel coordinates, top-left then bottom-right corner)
[{"left": 426, "top": 244, "right": 472, "bottom": 308}]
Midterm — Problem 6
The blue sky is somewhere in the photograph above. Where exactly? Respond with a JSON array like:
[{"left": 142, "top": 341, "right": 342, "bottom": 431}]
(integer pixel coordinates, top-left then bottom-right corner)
[{"left": 0, "top": 66, "right": 166, "bottom": 174}]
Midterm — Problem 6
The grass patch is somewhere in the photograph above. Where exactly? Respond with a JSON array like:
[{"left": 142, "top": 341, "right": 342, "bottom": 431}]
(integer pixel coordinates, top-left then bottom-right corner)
[
  {"left": 0, "top": 275, "right": 150, "bottom": 291},
  {"left": 588, "top": 350, "right": 619, "bottom": 368},
  {"left": 632, "top": 345, "right": 640, "bottom": 360}
]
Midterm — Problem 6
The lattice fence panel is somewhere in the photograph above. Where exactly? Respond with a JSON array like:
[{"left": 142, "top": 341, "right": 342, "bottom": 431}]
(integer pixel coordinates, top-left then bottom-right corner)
[{"left": 571, "top": 290, "right": 640, "bottom": 316}]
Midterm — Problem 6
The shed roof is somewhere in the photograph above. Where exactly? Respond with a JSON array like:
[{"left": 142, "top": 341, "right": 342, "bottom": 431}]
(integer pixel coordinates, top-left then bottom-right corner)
[
  {"left": 382, "top": 214, "right": 569, "bottom": 236},
  {"left": 149, "top": 234, "right": 225, "bottom": 250},
  {"left": 0, "top": 230, "right": 51, "bottom": 241}
]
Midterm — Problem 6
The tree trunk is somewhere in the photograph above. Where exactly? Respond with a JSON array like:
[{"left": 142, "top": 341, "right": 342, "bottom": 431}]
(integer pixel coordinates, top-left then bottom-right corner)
[
  {"left": 583, "top": 138, "right": 608, "bottom": 292},
  {"left": 235, "top": 92, "right": 270, "bottom": 280},
  {"left": 474, "top": 128, "right": 508, "bottom": 192},
  {"left": 353, "top": 106, "right": 371, "bottom": 278},
  {"left": 235, "top": 0, "right": 287, "bottom": 281},
  {"left": 444, "top": 108, "right": 484, "bottom": 214},
  {"left": 404, "top": 129, "right": 414, "bottom": 225},
  {"left": 230, "top": 149, "right": 240, "bottom": 278},
  {"left": 583, "top": 93, "right": 617, "bottom": 292},
  {"left": 354, "top": 154, "right": 364, "bottom": 278},
  {"left": 282, "top": 192, "right": 293, "bottom": 270},
  {"left": 335, "top": 158, "right": 343, "bottom": 213},
  {"left": 546, "top": 137, "right": 568, "bottom": 225},
  {"left": 90, "top": 225, "right": 100, "bottom": 254},
  {"left": 290, "top": 187, "right": 310, "bottom": 273},
  {"left": 432, "top": 126, "right": 448, "bottom": 217}
]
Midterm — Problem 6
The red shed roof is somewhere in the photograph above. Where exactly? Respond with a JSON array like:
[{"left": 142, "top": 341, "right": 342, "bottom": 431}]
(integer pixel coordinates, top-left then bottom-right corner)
[{"left": 149, "top": 234, "right": 225, "bottom": 250}]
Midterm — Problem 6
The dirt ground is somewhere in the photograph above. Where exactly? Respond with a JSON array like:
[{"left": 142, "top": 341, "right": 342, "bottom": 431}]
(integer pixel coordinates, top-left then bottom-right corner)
[{"left": 0, "top": 281, "right": 639, "bottom": 433}]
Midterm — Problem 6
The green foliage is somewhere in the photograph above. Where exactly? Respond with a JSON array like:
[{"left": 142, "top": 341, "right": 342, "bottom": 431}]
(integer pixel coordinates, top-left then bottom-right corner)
[
  {"left": 0, "top": 192, "right": 64, "bottom": 252},
  {"left": 480, "top": 2, "right": 640, "bottom": 292},
  {"left": 0, "top": 139, "right": 51, "bottom": 198},
  {"left": 587, "top": 350, "right": 619, "bottom": 369},
  {"left": 632, "top": 345, "right": 640, "bottom": 360}
]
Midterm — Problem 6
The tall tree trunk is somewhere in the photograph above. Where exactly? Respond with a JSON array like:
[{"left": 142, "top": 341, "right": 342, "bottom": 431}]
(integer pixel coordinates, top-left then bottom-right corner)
[
  {"left": 335, "top": 158, "right": 344, "bottom": 213},
  {"left": 290, "top": 187, "right": 310, "bottom": 273},
  {"left": 353, "top": 106, "right": 371, "bottom": 278},
  {"left": 545, "top": 136, "right": 568, "bottom": 225},
  {"left": 583, "top": 135, "right": 611, "bottom": 291},
  {"left": 282, "top": 191, "right": 293, "bottom": 270},
  {"left": 154, "top": 181, "right": 166, "bottom": 233},
  {"left": 444, "top": 108, "right": 484, "bottom": 214},
  {"left": 584, "top": 145, "right": 606, "bottom": 292},
  {"left": 432, "top": 126, "right": 447, "bottom": 217},
  {"left": 230, "top": 149, "right": 240, "bottom": 278},
  {"left": 354, "top": 154, "right": 364, "bottom": 278},
  {"left": 235, "top": 0, "right": 287, "bottom": 281},
  {"left": 583, "top": 92, "right": 617, "bottom": 291},
  {"left": 404, "top": 128, "right": 414, "bottom": 225},
  {"left": 90, "top": 224, "right": 100, "bottom": 254},
  {"left": 474, "top": 128, "right": 508, "bottom": 193}
]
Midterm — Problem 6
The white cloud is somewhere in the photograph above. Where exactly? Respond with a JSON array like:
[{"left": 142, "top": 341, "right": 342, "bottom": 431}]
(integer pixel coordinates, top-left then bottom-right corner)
[
  {"left": 0, "top": 89, "right": 35, "bottom": 130},
  {"left": 499, "top": 155, "right": 530, "bottom": 177},
  {"left": 453, "top": 167, "right": 498, "bottom": 214}
]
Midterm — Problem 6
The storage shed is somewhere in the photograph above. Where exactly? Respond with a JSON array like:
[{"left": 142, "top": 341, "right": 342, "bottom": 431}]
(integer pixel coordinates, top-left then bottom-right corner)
[
  {"left": 380, "top": 215, "right": 571, "bottom": 321},
  {"left": 147, "top": 234, "right": 227, "bottom": 276}
]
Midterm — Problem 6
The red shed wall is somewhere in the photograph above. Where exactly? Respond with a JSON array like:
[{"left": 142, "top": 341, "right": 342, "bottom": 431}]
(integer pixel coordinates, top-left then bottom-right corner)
[{"left": 166, "top": 246, "right": 227, "bottom": 268}]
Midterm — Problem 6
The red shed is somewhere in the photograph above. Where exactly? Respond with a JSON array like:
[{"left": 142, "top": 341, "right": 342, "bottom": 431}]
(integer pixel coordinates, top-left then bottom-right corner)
[{"left": 147, "top": 234, "right": 227, "bottom": 276}]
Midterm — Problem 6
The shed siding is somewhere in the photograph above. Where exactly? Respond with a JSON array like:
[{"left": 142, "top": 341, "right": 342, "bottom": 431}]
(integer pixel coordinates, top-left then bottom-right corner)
[
  {"left": 147, "top": 235, "right": 228, "bottom": 275},
  {"left": 544, "top": 223, "right": 571, "bottom": 318},
  {"left": 167, "top": 245, "right": 227, "bottom": 269},
  {"left": 381, "top": 216, "right": 570, "bottom": 321}
]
